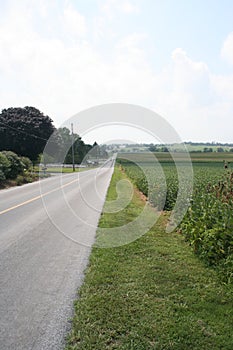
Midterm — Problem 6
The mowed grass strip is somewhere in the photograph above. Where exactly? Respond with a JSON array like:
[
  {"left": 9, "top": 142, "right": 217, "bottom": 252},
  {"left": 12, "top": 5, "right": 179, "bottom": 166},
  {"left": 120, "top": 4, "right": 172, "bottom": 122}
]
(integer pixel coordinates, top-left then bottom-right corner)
[{"left": 66, "top": 167, "right": 233, "bottom": 350}]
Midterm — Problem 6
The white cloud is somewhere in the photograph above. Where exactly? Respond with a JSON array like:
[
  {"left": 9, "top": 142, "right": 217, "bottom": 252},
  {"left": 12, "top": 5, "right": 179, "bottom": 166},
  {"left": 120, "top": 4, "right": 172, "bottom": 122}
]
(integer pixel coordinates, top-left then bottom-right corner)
[
  {"left": 115, "top": 33, "right": 148, "bottom": 65},
  {"left": 170, "top": 48, "right": 213, "bottom": 108},
  {"left": 93, "top": 0, "right": 140, "bottom": 43},
  {"left": 221, "top": 32, "right": 233, "bottom": 65},
  {"left": 119, "top": 1, "right": 140, "bottom": 14},
  {"left": 0, "top": 1, "right": 233, "bottom": 143},
  {"left": 148, "top": 48, "right": 233, "bottom": 142},
  {"left": 116, "top": 33, "right": 147, "bottom": 49},
  {"left": 101, "top": 0, "right": 139, "bottom": 19},
  {"left": 63, "top": 4, "right": 87, "bottom": 39},
  {"left": 211, "top": 74, "right": 233, "bottom": 99}
]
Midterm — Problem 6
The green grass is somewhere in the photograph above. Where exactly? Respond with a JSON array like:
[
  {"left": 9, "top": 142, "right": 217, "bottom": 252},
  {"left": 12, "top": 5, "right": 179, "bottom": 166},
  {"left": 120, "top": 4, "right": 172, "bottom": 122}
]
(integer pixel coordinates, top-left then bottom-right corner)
[
  {"left": 34, "top": 166, "right": 94, "bottom": 174},
  {"left": 66, "top": 167, "right": 233, "bottom": 350},
  {"left": 45, "top": 167, "right": 76, "bottom": 173},
  {"left": 41, "top": 167, "right": 88, "bottom": 173}
]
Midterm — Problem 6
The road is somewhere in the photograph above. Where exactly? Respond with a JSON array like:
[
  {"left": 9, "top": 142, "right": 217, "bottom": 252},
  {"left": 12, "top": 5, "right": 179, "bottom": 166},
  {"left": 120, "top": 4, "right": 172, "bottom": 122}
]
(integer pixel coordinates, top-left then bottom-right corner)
[{"left": 0, "top": 160, "right": 114, "bottom": 350}]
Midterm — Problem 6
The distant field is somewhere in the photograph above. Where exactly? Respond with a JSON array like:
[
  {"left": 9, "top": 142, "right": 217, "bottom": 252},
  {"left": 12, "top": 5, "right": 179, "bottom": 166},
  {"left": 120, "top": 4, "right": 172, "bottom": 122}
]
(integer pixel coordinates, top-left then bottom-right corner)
[
  {"left": 112, "top": 143, "right": 233, "bottom": 154},
  {"left": 118, "top": 151, "right": 233, "bottom": 163},
  {"left": 173, "top": 144, "right": 233, "bottom": 152}
]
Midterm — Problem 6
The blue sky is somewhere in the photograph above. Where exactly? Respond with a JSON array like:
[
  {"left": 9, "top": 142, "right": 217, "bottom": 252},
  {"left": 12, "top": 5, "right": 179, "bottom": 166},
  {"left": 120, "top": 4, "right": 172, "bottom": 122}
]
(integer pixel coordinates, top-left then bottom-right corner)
[{"left": 0, "top": 0, "right": 233, "bottom": 143}]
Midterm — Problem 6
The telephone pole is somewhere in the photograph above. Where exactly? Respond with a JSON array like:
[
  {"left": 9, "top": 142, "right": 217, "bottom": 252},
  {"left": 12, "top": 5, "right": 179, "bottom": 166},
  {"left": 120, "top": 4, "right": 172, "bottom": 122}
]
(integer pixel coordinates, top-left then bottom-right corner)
[{"left": 71, "top": 123, "right": 75, "bottom": 172}]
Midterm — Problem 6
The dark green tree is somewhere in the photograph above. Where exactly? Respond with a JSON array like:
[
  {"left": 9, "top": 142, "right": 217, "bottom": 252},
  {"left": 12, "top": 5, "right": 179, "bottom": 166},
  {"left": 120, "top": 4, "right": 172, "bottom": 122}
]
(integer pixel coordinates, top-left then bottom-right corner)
[
  {"left": 64, "top": 132, "right": 92, "bottom": 164},
  {"left": 203, "top": 147, "right": 213, "bottom": 153},
  {"left": 0, "top": 106, "right": 55, "bottom": 162}
]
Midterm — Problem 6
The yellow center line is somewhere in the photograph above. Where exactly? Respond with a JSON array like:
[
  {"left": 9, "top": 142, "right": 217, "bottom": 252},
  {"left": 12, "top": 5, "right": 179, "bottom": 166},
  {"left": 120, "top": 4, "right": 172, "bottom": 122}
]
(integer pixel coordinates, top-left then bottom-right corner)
[{"left": 0, "top": 178, "right": 78, "bottom": 216}]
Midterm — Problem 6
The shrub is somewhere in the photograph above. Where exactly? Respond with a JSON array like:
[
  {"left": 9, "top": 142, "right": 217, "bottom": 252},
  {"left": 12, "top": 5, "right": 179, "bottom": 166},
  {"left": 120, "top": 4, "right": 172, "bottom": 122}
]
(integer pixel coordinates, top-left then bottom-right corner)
[
  {"left": 21, "top": 156, "right": 33, "bottom": 171},
  {"left": 16, "top": 175, "right": 25, "bottom": 186},
  {"left": 2, "top": 151, "right": 24, "bottom": 179},
  {"left": 0, "top": 169, "right": 5, "bottom": 181},
  {"left": 0, "top": 152, "right": 11, "bottom": 180}
]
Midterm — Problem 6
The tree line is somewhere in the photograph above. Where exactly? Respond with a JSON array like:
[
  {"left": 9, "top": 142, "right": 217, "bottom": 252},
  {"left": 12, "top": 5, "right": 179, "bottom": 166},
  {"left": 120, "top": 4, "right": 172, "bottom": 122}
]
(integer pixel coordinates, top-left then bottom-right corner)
[{"left": 0, "top": 106, "right": 107, "bottom": 165}]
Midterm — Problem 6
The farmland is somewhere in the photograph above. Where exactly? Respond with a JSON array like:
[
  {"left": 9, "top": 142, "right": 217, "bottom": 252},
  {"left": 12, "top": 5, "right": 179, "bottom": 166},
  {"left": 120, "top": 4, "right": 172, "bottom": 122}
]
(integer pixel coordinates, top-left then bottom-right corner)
[
  {"left": 66, "top": 166, "right": 233, "bottom": 350},
  {"left": 118, "top": 151, "right": 233, "bottom": 162},
  {"left": 117, "top": 153, "right": 233, "bottom": 282}
]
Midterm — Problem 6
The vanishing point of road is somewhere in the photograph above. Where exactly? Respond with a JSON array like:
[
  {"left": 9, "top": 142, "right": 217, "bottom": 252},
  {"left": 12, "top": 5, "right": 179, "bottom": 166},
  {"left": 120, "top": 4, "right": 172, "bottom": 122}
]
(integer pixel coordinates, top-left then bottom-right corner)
[{"left": 0, "top": 160, "right": 114, "bottom": 350}]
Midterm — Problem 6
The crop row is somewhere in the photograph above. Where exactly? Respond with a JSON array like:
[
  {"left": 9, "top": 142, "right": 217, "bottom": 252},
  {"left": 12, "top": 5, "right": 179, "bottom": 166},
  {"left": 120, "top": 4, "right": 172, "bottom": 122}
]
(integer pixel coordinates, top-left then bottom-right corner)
[{"left": 118, "top": 159, "right": 233, "bottom": 282}]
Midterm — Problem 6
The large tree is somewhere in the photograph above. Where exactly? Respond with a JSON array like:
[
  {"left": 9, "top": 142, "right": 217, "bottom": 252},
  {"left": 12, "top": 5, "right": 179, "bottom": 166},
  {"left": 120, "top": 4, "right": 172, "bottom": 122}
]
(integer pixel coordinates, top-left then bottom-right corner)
[{"left": 0, "top": 106, "right": 55, "bottom": 161}]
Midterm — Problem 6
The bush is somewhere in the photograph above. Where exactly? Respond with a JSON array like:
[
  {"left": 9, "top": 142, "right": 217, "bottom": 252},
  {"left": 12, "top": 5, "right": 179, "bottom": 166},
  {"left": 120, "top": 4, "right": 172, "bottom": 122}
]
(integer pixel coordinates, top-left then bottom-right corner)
[
  {"left": 0, "top": 169, "right": 5, "bottom": 181},
  {"left": 0, "top": 152, "right": 11, "bottom": 180},
  {"left": 2, "top": 151, "right": 24, "bottom": 179},
  {"left": 16, "top": 175, "right": 25, "bottom": 186},
  {"left": 0, "top": 151, "right": 40, "bottom": 187},
  {"left": 21, "top": 156, "right": 32, "bottom": 171}
]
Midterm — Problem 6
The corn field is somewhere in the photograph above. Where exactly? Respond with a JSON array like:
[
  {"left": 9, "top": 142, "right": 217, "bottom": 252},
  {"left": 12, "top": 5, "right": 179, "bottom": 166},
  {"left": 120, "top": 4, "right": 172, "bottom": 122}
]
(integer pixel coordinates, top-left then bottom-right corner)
[{"left": 118, "top": 158, "right": 233, "bottom": 282}]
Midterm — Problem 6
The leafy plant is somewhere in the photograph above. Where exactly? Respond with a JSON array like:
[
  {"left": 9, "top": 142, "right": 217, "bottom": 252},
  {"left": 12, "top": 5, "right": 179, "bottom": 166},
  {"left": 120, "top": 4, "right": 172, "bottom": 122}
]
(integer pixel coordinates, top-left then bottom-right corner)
[
  {"left": 1, "top": 151, "right": 24, "bottom": 179},
  {"left": 0, "top": 152, "right": 10, "bottom": 180},
  {"left": 118, "top": 159, "right": 233, "bottom": 281}
]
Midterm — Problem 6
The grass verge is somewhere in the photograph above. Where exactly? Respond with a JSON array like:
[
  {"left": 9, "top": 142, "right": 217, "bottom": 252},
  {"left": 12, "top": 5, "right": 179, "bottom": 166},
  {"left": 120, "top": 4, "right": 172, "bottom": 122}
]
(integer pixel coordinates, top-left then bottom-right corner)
[{"left": 66, "top": 166, "right": 233, "bottom": 350}]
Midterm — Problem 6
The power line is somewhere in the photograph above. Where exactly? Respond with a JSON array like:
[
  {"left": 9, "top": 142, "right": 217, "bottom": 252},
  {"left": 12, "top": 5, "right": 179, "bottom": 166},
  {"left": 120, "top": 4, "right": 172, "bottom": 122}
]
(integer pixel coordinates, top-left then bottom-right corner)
[
  {"left": 0, "top": 120, "right": 50, "bottom": 141},
  {"left": 0, "top": 120, "right": 79, "bottom": 146}
]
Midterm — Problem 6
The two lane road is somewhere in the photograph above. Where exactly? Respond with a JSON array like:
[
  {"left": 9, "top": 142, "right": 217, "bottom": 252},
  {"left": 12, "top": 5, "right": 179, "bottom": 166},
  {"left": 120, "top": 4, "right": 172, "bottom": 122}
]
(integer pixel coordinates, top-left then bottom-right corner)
[{"left": 0, "top": 162, "right": 114, "bottom": 350}]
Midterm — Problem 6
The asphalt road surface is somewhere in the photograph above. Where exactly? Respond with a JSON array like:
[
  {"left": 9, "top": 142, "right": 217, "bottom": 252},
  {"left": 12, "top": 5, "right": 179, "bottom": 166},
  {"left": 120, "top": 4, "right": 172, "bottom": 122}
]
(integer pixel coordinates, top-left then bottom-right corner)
[{"left": 0, "top": 160, "right": 114, "bottom": 350}]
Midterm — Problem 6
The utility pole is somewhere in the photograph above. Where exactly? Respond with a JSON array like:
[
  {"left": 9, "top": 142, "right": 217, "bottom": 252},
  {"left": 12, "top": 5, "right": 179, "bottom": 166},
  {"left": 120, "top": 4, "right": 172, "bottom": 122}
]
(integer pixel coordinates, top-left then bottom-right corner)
[{"left": 71, "top": 123, "right": 75, "bottom": 172}]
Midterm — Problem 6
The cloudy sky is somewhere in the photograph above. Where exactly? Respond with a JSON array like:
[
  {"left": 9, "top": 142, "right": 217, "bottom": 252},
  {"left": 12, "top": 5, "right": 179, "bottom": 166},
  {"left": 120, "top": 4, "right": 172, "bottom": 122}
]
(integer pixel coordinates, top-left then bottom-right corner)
[{"left": 0, "top": 0, "right": 233, "bottom": 143}]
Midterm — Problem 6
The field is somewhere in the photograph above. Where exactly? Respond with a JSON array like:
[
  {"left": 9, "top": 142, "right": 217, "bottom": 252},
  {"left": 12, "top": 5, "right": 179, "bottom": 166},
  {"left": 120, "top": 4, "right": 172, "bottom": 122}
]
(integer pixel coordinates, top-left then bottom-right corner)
[
  {"left": 118, "top": 151, "right": 233, "bottom": 162},
  {"left": 114, "top": 144, "right": 233, "bottom": 153},
  {"left": 66, "top": 167, "right": 233, "bottom": 350},
  {"left": 117, "top": 154, "right": 233, "bottom": 282},
  {"left": 65, "top": 152, "right": 233, "bottom": 348}
]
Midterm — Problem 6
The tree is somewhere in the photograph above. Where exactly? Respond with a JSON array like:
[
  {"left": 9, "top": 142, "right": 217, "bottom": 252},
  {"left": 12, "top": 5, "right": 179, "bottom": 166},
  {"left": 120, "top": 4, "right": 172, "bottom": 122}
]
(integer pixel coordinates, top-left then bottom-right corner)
[
  {"left": 42, "top": 128, "right": 65, "bottom": 163},
  {"left": 44, "top": 127, "right": 93, "bottom": 165},
  {"left": 64, "top": 132, "right": 92, "bottom": 164},
  {"left": 0, "top": 106, "right": 55, "bottom": 162},
  {"left": 88, "top": 142, "right": 100, "bottom": 159},
  {"left": 203, "top": 147, "right": 213, "bottom": 153},
  {"left": 148, "top": 145, "right": 159, "bottom": 152}
]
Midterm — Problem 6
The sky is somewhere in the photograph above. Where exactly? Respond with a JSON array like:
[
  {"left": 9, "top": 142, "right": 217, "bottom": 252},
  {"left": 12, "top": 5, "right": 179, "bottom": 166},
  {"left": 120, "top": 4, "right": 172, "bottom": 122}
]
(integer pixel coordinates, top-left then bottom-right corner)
[{"left": 0, "top": 0, "right": 233, "bottom": 144}]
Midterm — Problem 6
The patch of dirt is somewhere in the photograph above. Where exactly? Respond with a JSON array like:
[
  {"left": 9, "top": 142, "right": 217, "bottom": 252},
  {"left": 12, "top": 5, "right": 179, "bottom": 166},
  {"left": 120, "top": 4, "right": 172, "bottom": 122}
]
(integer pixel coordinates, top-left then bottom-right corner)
[
  {"left": 0, "top": 180, "right": 17, "bottom": 189},
  {"left": 134, "top": 187, "right": 148, "bottom": 202}
]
